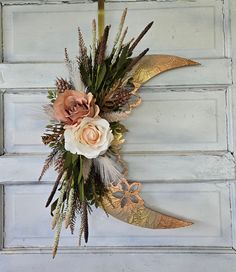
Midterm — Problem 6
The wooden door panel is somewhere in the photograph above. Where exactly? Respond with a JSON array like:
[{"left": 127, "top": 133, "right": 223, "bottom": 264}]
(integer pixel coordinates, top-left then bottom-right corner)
[
  {"left": 0, "top": 153, "right": 235, "bottom": 183},
  {"left": 0, "top": 0, "right": 236, "bottom": 271},
  {"left": 3, "top": 0, "right": 224, "bottom": 62},
  {"left": 4, "top": 183, "right": 232, "bottom": 248},
  {"left": 0, "top": 59, "right": 232, "bottom": 89},
  {"left": 1, "top": 252, "right": 236, "bottom": 272},
  {"left": 3, "top": 89, "right": 228, "bottom": 153}
]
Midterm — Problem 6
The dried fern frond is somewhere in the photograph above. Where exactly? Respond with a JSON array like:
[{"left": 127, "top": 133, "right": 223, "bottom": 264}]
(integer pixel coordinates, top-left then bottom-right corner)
[
  {"left": 54, "top": 153, "right": 65, "bottom": 174},
  {"left": 92, "top": 19, "right": 97, "bottom": 66},
  {"left": 42, "top": 123, "right": 64, "bottom": 146},
  {"left": 78, "top": 27, "right": 88, "bottom": 65},
  {"left": 79, "top": 201, "right": 89, "bottom": 245},
  {"left": 97, "top": 25, "right": 110, "bottom": 65},
  {"left": 70, "top": 198, "right": 81, "bottom": 235},
  {"left": 39, "top": 149, "right": 58, "bottom": 181}
]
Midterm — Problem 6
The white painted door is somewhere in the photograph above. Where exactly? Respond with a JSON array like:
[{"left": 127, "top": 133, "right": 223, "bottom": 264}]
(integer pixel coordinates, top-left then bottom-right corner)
[{"left": 1, "top": 0, "right": 236, "bottom": 271}]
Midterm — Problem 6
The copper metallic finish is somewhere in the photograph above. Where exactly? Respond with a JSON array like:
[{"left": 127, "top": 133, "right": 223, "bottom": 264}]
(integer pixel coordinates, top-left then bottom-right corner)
[
  {"left": 102, "top": 180, "right": 193, "bottom": 229},
  {"left": 131, "top": 54, "right": 200, "bottom": 92}
]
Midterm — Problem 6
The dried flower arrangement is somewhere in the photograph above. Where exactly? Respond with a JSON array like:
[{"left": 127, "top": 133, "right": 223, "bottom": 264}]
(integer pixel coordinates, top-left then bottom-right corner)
[{"left": 40, "top": 9, "right": 198, "bottom": 257}]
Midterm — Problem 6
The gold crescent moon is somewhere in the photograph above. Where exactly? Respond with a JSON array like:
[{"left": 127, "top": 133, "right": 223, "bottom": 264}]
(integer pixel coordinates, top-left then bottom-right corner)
[
  {"left": 130, "top": 54, "right": 200, "bottom": 92},
  {"left": 100, "top": 55, "right": 199, "bottom": 229},
  {"left": 102, "top": 180, "right": 192, "bottom": 229}
]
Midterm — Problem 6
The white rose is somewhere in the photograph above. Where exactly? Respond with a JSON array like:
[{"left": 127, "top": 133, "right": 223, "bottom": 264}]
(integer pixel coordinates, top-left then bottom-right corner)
[{"left": 64, "top": 117, "right": 114, "bottom": 159}]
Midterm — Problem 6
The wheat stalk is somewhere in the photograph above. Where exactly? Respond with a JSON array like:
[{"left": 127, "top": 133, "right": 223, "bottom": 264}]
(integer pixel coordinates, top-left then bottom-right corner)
[
  {"left": 92, "top": 19, "right": 97, "bottom": 66},
  {"left": 52, "top": 206, "right": 64, "bottom": 259},
  {"left": 113, "top": 8, "right": 127, "bottom": 48},
  {"left": 64, "top": 187, "right": 75, "bottom": 229},
  {"left": 111, "top": 26, "right": 128, "bottom": 65}
]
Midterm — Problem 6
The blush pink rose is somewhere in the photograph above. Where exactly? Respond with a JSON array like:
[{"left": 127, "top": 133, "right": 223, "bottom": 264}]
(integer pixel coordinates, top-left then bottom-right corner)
[{"left": 53, "top": 90, "right": 99, "bottom": 125}]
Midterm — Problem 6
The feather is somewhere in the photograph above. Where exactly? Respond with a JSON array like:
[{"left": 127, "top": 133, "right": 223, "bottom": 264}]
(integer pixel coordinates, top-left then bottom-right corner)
[
  {"left": 83, "top": 158, "right": 92, "bottom": 182},
  {"left": 43, "top": 104, "right": 57, "bottom": 121},
  {"left": 93, "top": 156, "right": 123, "bottom": 186},
  {"left": 64, "top": 48, "right": 85, "bottom": 91},
  {"left": 28, "top": 102, "right": 57, "bottom": 133}
]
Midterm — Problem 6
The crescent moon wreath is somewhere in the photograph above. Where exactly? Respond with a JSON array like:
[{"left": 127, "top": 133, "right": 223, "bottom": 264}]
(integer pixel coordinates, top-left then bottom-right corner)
[{"left": 39, "top": 8, "right": 199, "bottom": 257}]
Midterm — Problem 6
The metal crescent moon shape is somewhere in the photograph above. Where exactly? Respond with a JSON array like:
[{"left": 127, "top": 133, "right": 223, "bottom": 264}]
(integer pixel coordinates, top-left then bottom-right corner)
[
  {"left": 101, "top": 180, "right": 192, "bottom": 229},
  {"left": 101, "top": 55, "right": 199, "bottom": 229},
  {"left": 130, "top": 54, "right": 200, "bottom": 92}
]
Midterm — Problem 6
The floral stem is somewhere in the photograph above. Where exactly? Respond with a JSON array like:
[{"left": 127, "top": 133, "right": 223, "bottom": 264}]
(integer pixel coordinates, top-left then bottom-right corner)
[
  {"left": 51, "top": 181, "right": 66, "bottom": 230},
  {"left": 52, "top": 203, "right": 64, "bottom": 259}
]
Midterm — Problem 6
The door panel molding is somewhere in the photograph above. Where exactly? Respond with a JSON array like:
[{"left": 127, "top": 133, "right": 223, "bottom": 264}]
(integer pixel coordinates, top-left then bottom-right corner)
[
  {"left": 1, "top": 1, "right": 236, "bottom": 271},
  {"left": 2, "top": 1, "right": 225, "bottom": 62},
  {"left": 3, "top": 89, "right": 229, "bottom": 154},
  {"left": 230, "top": 0, "right": 236, "bottom": 157},
  {"left": 4, "top": 183, "right": 232, "bottom": 248},
  {"left": 1, "top": 249, "right": 236, "bottom": 272},
  {"left": 0, "top": 59, "right": 232, "bottom": 89},
  {"left": 229, "top": 0, "right": 236, "bottom": 253},
  {"left": 0, "top": 153, "right": 235, "bottom": 184},
  {"left": 0, "top": 185, "right": 3, "bottom": 250}
]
